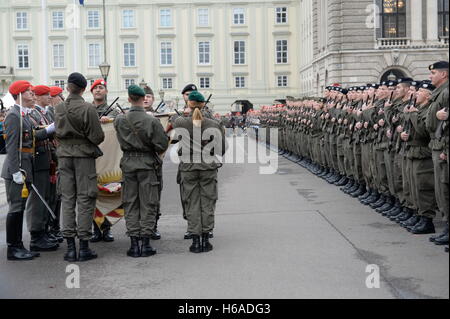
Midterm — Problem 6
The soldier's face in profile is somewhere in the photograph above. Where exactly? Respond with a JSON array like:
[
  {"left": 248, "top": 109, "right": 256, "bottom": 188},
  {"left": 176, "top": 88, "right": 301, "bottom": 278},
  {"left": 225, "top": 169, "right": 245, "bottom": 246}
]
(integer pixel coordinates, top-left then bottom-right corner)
[
  {"left": 92, "top": 85, "right": 108, "bottom": 102},
  {"left": 416, "top": 88, "right": 430, "bottom": 105},
  {"left": 144, "top": 94, "right": 154, "bottom": 107},
  {"left": 19, "top": 88, "right": 35, "bottom": 107},
  {"left": 36, "top": 93, "right": 51, "bottom": 107},
  {"left": 183, "top": 91, "right": 192, "bottom": 104},
  {"left": 51, "top": 95, "right": 63, "bottom": 107},
  {"left": 429, "top": 69, "right": 448, "bottom": 87}
]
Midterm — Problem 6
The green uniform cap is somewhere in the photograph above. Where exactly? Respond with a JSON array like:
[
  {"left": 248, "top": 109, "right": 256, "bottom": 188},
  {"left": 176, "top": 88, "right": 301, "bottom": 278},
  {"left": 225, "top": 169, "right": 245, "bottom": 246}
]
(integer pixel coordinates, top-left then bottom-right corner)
[
  {"left": 128, "top": 84, "right": 145, "bottom": 97},
  {"left": 188, "top": 91, "right": 205, "bottom": 102}
]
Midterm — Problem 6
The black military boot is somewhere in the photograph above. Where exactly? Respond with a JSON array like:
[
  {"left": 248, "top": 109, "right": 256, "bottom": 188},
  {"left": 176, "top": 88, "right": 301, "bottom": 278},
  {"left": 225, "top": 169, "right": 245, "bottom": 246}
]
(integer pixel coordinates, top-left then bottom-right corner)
[
  {"left": 141, "top": 237, "right": 157, "bottom": 257},
  {"left": 341, "top": 179, "right": 354, "bottom": 192},
  {"left": 335, "top": 176, "right": 348, "bottom": 186},
  {"left": 401, "top": 215, "right": 421, "bottom": 229},
  {"left": 6, "top": 213, "right": 34, "bottom": 261},
  {"left": 201, "top": 233, "right": 213, "bottom": 252},
  {"left": 78, "top": 239, "right": 98, "bottom": 262},
  {"left": 346, "top": 182, "right": 360, "bottom": 195},
  {"left": 434, "top": 226, "right": 449, "bottom": 246},
  {"left": 362, "top": 191, "right": 380, "bottom": 205},
  {"left": 430, "top": 224, "right": 449, "bottom": 243},
  {"left": 370, "top": 194, "right": 386, "bottom": 209},
  {"left": 30, "top": 231, "right": 59, "bottom": 252},
  {"left": 410, "top": 217, "right": 435, "bottom": 235},
  {"left": 394, "top": 208, "right": 413, "bottom": 223},
  {"left": 189, "top": 235, "right": 202, "bottom": 253},
  {"left": 127, "top": 237, "right": 141, "bottom": 258},
  {"left": 358, "top": 188, "right": 372, "bottom": 201},
  {"left": 64, "top": 237, "right": 77, "bottom": 262},
  {"left": 16, "top": 212, "right": 40, "bottom": 258},
  {"left": 350, "top": 184, "right": 366, "bottom": 197},
  {"left": 102, "top": 227, "right": 114, "bottom": 242},
  {"left": 184, "top": 231, "right": 193, "bottom": 240},
  {"left": 377, "top": 196, "right": 394, "bottom": 214},
  {"left": 90, "top": 222, "right": 103, "bottom": 243},
  {"left": 445, "top": 246, "right": 449, "bottom": 253}
]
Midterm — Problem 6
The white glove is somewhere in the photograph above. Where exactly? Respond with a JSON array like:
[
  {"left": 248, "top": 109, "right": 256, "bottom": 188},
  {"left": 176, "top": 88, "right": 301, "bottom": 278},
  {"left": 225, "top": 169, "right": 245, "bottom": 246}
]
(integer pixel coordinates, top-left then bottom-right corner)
[
  {"left": 46, "top": 123, "right": 55, "bottom": 134},
  {"left": 13, "top": 171, "right": 24, "bottom": 184}
]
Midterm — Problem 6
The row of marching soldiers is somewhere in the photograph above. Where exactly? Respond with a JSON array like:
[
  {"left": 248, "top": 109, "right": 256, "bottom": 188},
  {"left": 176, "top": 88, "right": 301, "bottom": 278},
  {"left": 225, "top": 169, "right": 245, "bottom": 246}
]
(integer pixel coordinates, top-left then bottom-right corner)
[{"left": 259, "top": 61, "right": 449, "bottom": 253}]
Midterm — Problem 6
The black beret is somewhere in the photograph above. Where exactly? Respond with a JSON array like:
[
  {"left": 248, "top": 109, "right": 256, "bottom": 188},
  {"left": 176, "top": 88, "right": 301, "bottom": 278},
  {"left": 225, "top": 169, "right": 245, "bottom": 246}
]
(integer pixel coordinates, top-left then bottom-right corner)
[
  {"left": 181, "top": 83, "right": 198, "bottom": 94},
  {"left": 419, "top": 82, "right": 436, "bottom": 91},
  {"left": 429, "top": 61, "right": 449, "bottom": 70},
  {"left": 341, "top": 88, "right": 348, "bottom": 95},
  {"left": 358, "top": 86, "right": 366, "bottom": 91},
  {"left": 68, "top": 72, "right": 87, "bottom": 89},
  {"left": 397, "top": 78, "right": 414, "bottom": 84},
  {"left": 387, "top": 80, "right": 398, "bottom": 87},
  {"left": 410, "top": 81, "right": 421, "bottom": 89},
  {"left": 318, "top": 98, "right": 327, "bottom": 103},
  {"left": 367, "top": 83, "right": 379, "bottom": 89}
]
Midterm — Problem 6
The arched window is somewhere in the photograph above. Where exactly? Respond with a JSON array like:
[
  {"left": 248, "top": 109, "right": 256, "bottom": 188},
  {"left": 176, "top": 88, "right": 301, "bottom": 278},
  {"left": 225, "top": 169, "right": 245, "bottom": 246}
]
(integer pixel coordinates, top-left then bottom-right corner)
[
  {"left": 381, "top": 0, "right": 407, "bottom": 38},
  {"left": 380, "top": 68, "right": 407, "bottom": 82}
]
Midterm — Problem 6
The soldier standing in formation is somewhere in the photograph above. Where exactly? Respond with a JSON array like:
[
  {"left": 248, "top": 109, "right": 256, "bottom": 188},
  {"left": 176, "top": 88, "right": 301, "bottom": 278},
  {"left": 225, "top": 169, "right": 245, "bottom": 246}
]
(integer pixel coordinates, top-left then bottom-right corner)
[
  {"left": 54, "top": 72, "right": 105, "bottom": 262},
  {"left": 1, "top": 81, "right": 55, "bottom": 260},
  {"left": 172, "top": 91, "right": 227, "bottom": 253},
  {"left": 114, "top": 85, "right": 169, "bottom": 257},
  {"left": 258, "top": 61, "right": 449, "bottom": 253}
]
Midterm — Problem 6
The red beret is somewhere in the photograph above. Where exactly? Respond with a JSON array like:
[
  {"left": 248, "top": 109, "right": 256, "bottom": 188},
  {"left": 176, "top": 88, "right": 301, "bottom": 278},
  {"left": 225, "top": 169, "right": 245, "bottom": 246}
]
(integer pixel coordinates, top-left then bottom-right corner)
[
  {"left": 32, "top": 85, "right": 51, "bottom": 96},
  {"left": 49, "top": 86, "right": 63, "bottom": 97},
  {"left": 9, "top": 80, "right": 33, "bottom": 95},
  {"left": 90, "top": 78, "right": 107, "bottom": 92}
]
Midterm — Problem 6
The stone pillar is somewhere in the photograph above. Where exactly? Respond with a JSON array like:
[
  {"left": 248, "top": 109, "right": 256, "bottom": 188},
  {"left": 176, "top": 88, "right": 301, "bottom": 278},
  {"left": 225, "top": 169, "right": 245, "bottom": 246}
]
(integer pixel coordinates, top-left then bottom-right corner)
[
  {"left": 410, "top": 0, "right": 423, "bottom": 44},
  {"left": 427, "top": 0, "right": 439, "bottom": 43}
]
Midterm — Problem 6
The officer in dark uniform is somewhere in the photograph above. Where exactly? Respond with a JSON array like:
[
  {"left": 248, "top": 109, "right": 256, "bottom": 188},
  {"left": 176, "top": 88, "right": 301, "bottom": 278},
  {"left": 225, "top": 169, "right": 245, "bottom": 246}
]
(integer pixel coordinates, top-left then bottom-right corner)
[{"left": 1, "top": 81, "right": 54, "bottom": 260}]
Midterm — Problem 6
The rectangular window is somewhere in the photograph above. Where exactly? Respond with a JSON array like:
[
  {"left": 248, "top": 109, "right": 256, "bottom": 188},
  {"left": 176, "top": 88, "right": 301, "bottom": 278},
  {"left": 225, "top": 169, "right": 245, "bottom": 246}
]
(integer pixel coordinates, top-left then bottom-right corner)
[
  {"left": 233, "top": 8, "right": 245, "bottom": 25},
  {"left": 162, "top": 78, "right": 173, "bottom": 89},
  {"left": 199, "top": 77, "right": 210, "bottom": 89},
  {"left": 235, "top": 76, "right": 245, "bottom": 88},
  {"left": 54, "top": 80, "right": 65, "bottom": 89},
  {"left": 198, "top": 41, "right": 211, "bottom": 64},
  {"left": 124, "top": 43, "right": 136, "bottom": 67},
  {"left": 52, "top": 11, "right": 64, "bottom": 29},
  {"left": 381, "top": 0, "right": 407, "bottom": 38},
  {"left": 277, "top": 75, "right": 288, "bottom": 87},
  {"left": 198, "top": 8, "right": 209, "bottom": 26},
  {"left": 16, "top": 12, "right": 28, "bottom": 30},
  {"left": 276, "top": 7, "right": 287, "bottom": 24},
  {"left": 88, "top": 10, "right": 100, "bottom": 29},
  {"left": 160, "top": 9, "right": 172, "bottom": 27},
  {"left": 438, "top": 0, "right": 449, "bottom": 37},
  {"left": 53, "top": 44, "right": 65, "bottom": 68},
  {"left": 276, "top": 40, "right": 288, "bottom": 64},
  {"left": 88, "top": 43, "right": 101, "bottom": 67},
  {"left": 122, "top": 9, "right": 135, "bottom": 28},
  {"left": 160, "top": 42, "right": 173, "bottom": 65},
  {"left": 17, "top": 44, "right": 29, "bottom": 69},
  {"left": 234, "top": 41, "right": 245, "bottom": 64},
  {"left": 125, "top": 79, "right": 135, "bottom": 89}
]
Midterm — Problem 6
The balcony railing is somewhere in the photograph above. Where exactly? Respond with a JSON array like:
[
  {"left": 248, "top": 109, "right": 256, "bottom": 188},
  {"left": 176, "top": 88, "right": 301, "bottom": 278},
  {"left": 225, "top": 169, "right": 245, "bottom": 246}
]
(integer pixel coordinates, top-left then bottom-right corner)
[
  {"left": 439, "top": 36, "right": 449, "bottom": 45},
  {"left": 377, "top": 38, "right": 411, "bottom": 48}
]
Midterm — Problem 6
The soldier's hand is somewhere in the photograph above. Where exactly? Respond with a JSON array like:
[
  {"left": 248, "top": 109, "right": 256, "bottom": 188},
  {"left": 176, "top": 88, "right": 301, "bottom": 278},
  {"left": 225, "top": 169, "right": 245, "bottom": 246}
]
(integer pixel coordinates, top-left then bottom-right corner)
[
  {"left": 325, "top": 113, "right": 330, "bottom": 119},
  {"left": 378, "top": 119, "right": 385, "bottom": 127},
  {"left": 338, "top": 118, "right": 343, "bottom": 124},
  {"left": 356, "top": 122, "right": 363, "bottom": 130},
  {"left": 344, "top": 119, "right": 348, "bottom": 125},
  {"left": 364, "top": 122, "right": 369, "bottom": 129},
  {"left": 349, "top": 124, "right": 353, "bottom": 130},
  {"left": 384, "top": 101, "right": 392, "bottom": 108},
  {"left": 396, "top": 125, "right": 403, "bottom": 133},
  {"left": 401, "top": 132, "right": 409, "bottom": 141},
  {"left": 436, "top": 109, "right": 449, "bottom": 121},
  {"left": 374, "top": 124, "right": 379, "bottom": 131},
  {"left": 392, "top": 115, "right": 398, "bottom": 123},
  {"left": 378, "top": 108, "right": 384, "bottom": 115},
  {"left": 386, "top": 129, "right": 392, "bottom": 138},
  {"left": 12, "top": 171, "right": 24, "bottom": 185},
  {"left": 331, "top": 117, "right": 336, "bottom": 123},
  {"left": 409, "top": 106, "right": 418, "bottom": 113},
  {"left": 440, "top": 152, "right": 448, "bottom": 161},
  {"left": 100, "top": 116, "right": 110, "bottom": 123}
]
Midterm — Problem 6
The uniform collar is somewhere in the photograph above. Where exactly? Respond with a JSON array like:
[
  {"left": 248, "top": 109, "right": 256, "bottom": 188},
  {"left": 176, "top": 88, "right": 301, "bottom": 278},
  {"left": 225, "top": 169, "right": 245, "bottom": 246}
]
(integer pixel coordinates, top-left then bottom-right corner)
[
  {"left": 129, "top": 105, "right": 145, "bottom": 112},
  {"left": 14, "top": 104, "right": 32, "bottom": 115},
  {"left": 35, "top": 104, "right": 47, "bottom": 114}
]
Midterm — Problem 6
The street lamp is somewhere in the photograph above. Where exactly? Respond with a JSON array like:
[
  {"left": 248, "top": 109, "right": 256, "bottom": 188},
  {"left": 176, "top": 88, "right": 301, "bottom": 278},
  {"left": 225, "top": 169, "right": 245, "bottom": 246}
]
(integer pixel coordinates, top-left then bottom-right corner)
[
  {"left": 175, "top": 96, "right": 180, "bottom": 110},
  {"left": 139, "top": 79, "right": 147, "bottom": 89},
  {"left": 99, "top": 62, "right": 111, "bottom": 82},
  {"left": 159, "top": 89, "right": 165, "bottom": 101}
]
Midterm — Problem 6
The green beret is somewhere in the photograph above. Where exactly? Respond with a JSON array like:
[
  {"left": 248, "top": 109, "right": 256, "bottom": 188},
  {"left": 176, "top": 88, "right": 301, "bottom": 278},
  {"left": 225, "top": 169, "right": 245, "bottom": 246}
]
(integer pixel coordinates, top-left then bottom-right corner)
[
  {"left": 128, "top": 84, "right": 145, "bottom": 97},
  {"left": 188, "top": 91, "right": 205, "bottom": 102}
]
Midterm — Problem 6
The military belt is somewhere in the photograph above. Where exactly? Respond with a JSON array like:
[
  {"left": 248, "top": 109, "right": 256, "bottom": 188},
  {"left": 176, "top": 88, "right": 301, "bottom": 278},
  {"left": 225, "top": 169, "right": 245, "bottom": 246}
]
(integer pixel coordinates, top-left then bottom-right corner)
[
  {"left": 123, "top": 151, "right": 152, "bottom": 157},
  {"left": 60, "top": 138, "right": 91, "bottom": 145},
  {"left": 20, "top": 147, "right": 34, "bottom": 153}
]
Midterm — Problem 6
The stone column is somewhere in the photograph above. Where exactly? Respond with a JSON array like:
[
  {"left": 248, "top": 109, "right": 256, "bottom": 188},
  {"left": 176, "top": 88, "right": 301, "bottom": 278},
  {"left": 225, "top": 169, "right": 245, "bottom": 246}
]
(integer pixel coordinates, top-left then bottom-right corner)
[
  {"left": 427, "top": 0, "right": 439, "bottom": 43},
  {"left": 410, "top": 0, "right": 423, "bottom": 45}
]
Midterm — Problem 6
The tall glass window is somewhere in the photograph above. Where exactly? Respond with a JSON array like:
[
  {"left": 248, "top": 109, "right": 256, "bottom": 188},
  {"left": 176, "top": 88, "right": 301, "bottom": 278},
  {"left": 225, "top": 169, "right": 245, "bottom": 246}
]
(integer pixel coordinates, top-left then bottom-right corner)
[
  {"left": 381, "top": 0, "right": 407, "bottom": 38},
  {"left": 438, "top": 0, "right": 449, "bottom": 37}
]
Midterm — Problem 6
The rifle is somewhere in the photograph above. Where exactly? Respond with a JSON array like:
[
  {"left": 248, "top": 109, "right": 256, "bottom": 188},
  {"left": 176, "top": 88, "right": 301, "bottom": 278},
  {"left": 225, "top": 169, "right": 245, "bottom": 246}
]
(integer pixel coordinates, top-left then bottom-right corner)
[
  {"left": 205, "top": 94, "right": 212, "bottom": 105},
  {"left": 100, "top": 97, "right": 120, "bottom": 118},
  {"left": 388, "top": 91, "right": 394, "bottom": 104},
  {"left": 115, "top": 103, "right": 126, "bottom": 114},
  {"left": 154, "top": 100, "right": 165, "bottom": 113}
]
